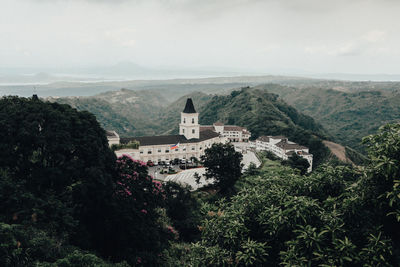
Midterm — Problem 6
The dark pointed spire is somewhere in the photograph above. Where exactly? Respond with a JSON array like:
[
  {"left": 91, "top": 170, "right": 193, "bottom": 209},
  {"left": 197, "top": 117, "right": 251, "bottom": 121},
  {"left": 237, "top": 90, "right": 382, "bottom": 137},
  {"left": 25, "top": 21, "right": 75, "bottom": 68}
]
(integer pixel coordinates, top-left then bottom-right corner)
[{"left": 182, "top": 98, "right": 196, "bottom": 113}]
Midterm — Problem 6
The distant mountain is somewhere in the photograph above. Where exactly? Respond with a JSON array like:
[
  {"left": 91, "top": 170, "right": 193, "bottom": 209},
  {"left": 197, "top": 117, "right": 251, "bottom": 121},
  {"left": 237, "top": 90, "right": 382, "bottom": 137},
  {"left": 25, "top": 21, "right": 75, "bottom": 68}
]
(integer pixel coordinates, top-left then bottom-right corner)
[{"left": 0, "top": 75, "right": 318, "bottom": 97}]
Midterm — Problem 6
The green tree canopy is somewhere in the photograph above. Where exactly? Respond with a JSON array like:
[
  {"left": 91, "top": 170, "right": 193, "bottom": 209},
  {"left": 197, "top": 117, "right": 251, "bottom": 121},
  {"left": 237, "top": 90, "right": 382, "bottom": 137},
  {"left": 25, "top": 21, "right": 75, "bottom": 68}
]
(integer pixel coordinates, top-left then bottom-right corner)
[
  {"left": 0, "top": 96, "right": 116, "bottom": 237},
  {"left": 200, "top": 143, "right": 243, "bottom": 195},
  {"left": 282, "top": 153, "right": 310, "bottom": 175}
]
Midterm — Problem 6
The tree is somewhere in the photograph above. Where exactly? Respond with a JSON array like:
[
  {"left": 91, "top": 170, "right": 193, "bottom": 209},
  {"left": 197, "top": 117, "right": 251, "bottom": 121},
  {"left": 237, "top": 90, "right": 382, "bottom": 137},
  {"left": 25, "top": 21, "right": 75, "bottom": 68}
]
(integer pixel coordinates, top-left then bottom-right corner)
[
  {"left": 282, "top": 153, "right": 310, "bottom": 175},
  {"left": 107, "top": 155, "right": 170, "bottom": 265},
  {"left": 361, "top": 123, "right": 400, "bottom": 243},
  {"left": 0, "top": 96, "right": 174, "bottom": 266},
  {"left": 169, "top": 150, "right": 396, "bottom": 266},
  {"left": 0, "top": 96, "right": 121, "bottom": 265},
  {"left": 163, "top": 181, "right": 202, "bottom": 241},
  {"left": 0, "top": 96, "right": 116, "bottom": 239},
  {"left": 200, "top": 143, "right": 243, "bottom": 195}
]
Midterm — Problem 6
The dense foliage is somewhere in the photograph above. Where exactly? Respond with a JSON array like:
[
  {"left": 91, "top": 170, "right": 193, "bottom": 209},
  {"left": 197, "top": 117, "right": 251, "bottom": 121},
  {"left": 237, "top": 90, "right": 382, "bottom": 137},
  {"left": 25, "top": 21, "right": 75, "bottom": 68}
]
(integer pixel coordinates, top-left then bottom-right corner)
[
  {"left": 0, "top": 96, "right": 171, "bottom": 266},
  {"left": 281, "top": 153, "right": 310, "bottom": 175},
  {"left": 164, "top": 123, "right": 400, "bottom": 266},
  {"left": 201, "top": 143, "right": 243, "bottom": 196}
]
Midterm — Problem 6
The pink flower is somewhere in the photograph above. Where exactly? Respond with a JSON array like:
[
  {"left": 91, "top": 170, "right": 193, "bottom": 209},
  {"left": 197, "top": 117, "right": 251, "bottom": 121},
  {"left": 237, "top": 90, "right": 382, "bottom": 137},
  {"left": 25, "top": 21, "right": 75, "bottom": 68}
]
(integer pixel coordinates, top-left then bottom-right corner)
[
  {"left": 124, "top": 189, "right": 132, "bottom": 196},
  {"left": 141, "top": 209, "right": 147, "bottom": 214}
]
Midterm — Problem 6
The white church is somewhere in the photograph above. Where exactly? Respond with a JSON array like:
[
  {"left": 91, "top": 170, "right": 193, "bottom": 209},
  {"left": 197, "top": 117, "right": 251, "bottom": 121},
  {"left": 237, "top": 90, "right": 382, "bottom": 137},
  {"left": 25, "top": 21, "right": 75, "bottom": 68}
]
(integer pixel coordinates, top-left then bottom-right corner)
[{"left": 107, "top": 98, "right": 251, "bottom": 163}]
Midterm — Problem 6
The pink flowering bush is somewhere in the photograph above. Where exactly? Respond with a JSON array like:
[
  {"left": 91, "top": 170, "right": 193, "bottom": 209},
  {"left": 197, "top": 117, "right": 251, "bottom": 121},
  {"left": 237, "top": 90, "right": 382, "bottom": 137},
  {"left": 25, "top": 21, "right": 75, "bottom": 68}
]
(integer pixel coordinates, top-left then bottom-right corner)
[
  {"left": 115, "top": 155, "right": 165, "bottom": 207},
  {"left": 109, "top": 155, "right": 170, "bottom": 265}
]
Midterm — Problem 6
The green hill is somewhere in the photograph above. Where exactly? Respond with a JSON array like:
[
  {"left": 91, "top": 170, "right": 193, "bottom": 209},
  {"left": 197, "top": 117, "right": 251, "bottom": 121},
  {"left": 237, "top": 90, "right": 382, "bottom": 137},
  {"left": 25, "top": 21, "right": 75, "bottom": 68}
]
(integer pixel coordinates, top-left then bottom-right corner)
[
  {"left": 49, "top": 89, "right": 168, "bottom": 137},
  {"left": 256, "top": 84, "right": 400, "bottom": 151},
  {"left": 197, "top": 87, "right": 330, "bottom": 166}
]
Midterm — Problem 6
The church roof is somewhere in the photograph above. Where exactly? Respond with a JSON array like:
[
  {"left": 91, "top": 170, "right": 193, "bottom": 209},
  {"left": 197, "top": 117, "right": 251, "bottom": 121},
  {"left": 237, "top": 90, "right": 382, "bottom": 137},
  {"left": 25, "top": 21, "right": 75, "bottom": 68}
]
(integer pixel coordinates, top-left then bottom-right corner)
[
  {"left": 121, "top": 130, "right": 219, "bottom": 146},
  {"left": 182, "top": 98, "right": 197, "bottom": 113}
]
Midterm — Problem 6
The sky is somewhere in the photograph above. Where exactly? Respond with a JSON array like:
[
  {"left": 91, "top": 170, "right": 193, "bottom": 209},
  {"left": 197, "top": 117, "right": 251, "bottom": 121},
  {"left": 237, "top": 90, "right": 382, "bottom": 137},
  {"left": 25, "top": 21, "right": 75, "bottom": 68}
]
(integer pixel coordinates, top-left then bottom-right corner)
[{"left": 1, "top": 0, "right": 400, "bottom": 75}]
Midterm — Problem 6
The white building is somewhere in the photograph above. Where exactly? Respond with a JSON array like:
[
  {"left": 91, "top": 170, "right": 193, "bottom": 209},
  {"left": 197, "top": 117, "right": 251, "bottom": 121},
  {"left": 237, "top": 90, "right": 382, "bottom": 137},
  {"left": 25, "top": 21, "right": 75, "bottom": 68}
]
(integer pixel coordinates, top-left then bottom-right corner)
[
  {"left": 108, "top": 98, "right": 239, "bottom": 163},
  {"left": 256, "top": 135, "right": 313, "bottom": 172},
  {"left": 106, "top": 130, "right": 120, "bottom": 146},
  {"left": 200, "top": 122, "right": 251, "bottom": 142}
]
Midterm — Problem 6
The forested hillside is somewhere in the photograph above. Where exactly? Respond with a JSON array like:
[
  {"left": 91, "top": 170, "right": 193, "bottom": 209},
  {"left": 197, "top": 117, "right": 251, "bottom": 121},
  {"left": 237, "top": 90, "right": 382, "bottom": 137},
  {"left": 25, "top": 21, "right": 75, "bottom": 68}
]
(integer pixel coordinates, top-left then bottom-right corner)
[
  {"left": 197, "top": 87, "right": 330, "bottom": 165},
  {"left": 50, "top": 89, "right": 168, "bottom": 137},
  {"left": 257, "top": 84, "right": 400, "bottom": 151}
]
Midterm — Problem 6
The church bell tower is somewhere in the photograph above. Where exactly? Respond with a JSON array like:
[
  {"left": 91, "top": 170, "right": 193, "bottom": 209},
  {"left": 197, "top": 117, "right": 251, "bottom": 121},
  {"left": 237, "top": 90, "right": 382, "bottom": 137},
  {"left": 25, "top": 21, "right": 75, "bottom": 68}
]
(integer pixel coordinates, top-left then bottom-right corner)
[{"left": 180, "top": 98, "right": 200, "bottom": 139}]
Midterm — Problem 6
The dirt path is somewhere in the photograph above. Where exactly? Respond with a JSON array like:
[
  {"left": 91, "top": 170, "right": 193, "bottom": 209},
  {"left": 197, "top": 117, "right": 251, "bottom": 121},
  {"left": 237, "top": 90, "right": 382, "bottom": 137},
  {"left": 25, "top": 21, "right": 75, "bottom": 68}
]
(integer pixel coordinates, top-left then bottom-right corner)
[{"left": 323, "top": 140, "right": 354, "bottom": 165}]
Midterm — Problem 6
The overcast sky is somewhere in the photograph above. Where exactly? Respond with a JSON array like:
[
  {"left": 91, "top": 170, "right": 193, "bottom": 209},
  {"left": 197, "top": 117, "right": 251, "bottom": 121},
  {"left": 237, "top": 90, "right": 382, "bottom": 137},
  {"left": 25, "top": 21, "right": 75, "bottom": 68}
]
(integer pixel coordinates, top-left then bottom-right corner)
[{"left": 1, "top": 0, "right": 400, "bottom": 74}]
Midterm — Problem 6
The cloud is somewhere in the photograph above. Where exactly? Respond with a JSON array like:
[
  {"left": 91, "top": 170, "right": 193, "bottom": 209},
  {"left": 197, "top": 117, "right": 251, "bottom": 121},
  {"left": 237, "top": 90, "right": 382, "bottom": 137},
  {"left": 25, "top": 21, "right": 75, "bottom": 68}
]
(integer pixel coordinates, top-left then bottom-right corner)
[
  {"left": 2, "top": 0, "right": 400, "bottom": 74},
  {"left": 364, "top": 30, "right": 386, "bottom": 43}
]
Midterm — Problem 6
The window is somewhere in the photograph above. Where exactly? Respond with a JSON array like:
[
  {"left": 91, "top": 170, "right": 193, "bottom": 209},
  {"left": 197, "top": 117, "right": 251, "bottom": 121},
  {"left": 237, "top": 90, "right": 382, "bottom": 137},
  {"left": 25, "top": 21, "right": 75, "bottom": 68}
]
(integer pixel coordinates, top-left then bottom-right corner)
[
  {"left": 165, "top": 150, "right": 169, "bottom": 153},
  {"left": 183, "top": 147, "right": 186, "bottom": 151},
  {"left": 147, "top": 150, "right": 152, "bottom": 154},
  {"left": 140, "top": 150, "right": 143, "bottom": 154},
  {"left": 191, "top": 147, "right": 195, "bottom": 151},
  {"left": 158, "top": 149, "right": 161, "bottom": 153},
  {"left": 192, "top": 118, "right": 195, "bottom": 124},
  {"left": 183, "top": 129, "right": 185, "bottom": 133},
  {"left": 192, "top": 129, "right": 195, "bottom": 134},
  {"left": 175, "top": 148, "right": 179, "bottom": 152},
  {"left": 183, "top": 118, "right": 186, "bottom": 123}
]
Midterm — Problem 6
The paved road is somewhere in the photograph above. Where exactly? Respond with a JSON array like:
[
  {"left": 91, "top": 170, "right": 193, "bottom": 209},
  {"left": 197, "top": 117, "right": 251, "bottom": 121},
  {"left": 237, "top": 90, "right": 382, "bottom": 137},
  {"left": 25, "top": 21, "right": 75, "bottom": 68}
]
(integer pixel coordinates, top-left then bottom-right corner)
[
  {"left": 163, "top": 167, "right": 213, "bottom": 191},
  {"left": 232, "top": 142, "right": 261, "bottom": 170}
]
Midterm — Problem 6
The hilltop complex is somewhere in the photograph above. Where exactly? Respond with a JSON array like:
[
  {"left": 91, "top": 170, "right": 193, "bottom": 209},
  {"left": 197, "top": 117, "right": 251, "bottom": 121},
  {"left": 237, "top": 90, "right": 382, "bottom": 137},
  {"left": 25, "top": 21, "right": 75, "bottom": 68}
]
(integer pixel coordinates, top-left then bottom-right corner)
[
  {"left": 107, "top": 98, "right": 251, "bottom": 163},
  {"left": 255, "top": 136, "right": 313, "bottom": 172}
]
